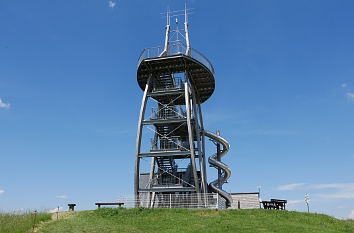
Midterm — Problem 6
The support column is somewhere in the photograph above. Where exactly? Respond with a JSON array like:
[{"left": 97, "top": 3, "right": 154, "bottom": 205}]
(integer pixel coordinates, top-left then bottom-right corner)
[
  {"left": 197, "top": 99, "right": 208, "bottom": 193},
  {"left": 184, "top": 82, "right": 200, "bottom": 194},
  {"left": 216, "top": 129, "right": 222, "bottom": 209},
  {"left": 147, "top": 156, "right": 156, "bottom": 207},
  {"left": 134, "top": 76, "right": 151, "bottom": 206},
  {"left": 191, "top": 88, "right": 207, "bottom": 194},
  {"left": 216, "top": 130, "right": 222, "bottom": 191},
  {"left": 148, "top": 131, "right": 157, "bottom": 207}
]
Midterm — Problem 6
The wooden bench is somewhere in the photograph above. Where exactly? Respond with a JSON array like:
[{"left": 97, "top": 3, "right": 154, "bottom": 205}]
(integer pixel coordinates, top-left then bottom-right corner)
[{"left": 95, "top": 202, "right": 124, "bottom": 209}]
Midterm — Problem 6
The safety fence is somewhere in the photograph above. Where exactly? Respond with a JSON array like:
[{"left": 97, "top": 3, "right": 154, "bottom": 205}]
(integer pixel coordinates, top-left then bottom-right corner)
[
  {"left": 138, "top": 43, "right": 214, "bottom": 75},
  {"left": 117, "top": 193, "right": 226, "bottom": 209}
]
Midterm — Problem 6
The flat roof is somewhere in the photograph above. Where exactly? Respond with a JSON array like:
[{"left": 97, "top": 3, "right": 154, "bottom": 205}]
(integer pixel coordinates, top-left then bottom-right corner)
[{"left": 231, "top": 192, "right": 260, "bottom": 195}]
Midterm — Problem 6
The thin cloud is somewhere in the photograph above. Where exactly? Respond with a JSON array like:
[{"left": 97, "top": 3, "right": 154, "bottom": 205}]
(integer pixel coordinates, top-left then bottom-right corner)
[
  {"left": 287, "top": 200, "right": 303, "bottom": 205},
  {"left": 341, "top": 83, "right": 347, "bottom": 88},
  {"left": 347, "top": 92, "right": 354, "bottom": 101},
  {"left": 277, "top": 183, "right": 305, "bottom": 191},
  {"left": 48, "top": 206, "right": 63, "bottom": 213},
  {"left": 311, "top": 183, "right": 354, "bottom": 190},
  {"left": 349, "top": 210, "right": 354, "bottom": 220},
  {"left": 277, "top": 182, "right": 354, "bottom": 192},
  {"left": 0, "top": 98, "right": 10, "bottom": 109},
  {"left": 56, "top": 195, "right": 68, "bottom": 199},
  {"left": 312, "top": 183, "right": 354, "bottom": 199},
  {"left": 0, "top": 189, "right": 4, "bottom": 194},
  {"left": 108, "top": 0, "right": 116, "bottom": 8},
  {"left": 316, "top": 193, "right": 354, "bottom": 199}
]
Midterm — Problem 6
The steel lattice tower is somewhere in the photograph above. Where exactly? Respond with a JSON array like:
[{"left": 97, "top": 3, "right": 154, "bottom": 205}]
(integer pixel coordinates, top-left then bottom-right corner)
[{"left": 134, "top": 7, "right": 232, "bottom": 208}]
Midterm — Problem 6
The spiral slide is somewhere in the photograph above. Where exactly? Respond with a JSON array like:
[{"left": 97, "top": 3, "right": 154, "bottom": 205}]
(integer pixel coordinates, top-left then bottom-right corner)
[{"left": 204, "top": 130, "right": 233, "bottom": 207}]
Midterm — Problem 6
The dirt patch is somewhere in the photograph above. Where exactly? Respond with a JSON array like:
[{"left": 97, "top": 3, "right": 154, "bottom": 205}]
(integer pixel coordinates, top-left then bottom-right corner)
[
  {"left": 51, "top": 211, "right": 74, "bottom": 221},
  {"left": 32, "top": 211, "right": 75, "bottom": 232}
]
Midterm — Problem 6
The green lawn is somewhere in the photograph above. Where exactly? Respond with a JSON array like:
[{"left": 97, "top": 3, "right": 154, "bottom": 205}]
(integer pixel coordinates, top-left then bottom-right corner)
[
  {"left": 38, "top": 208, "right": 354, "bottom": 233},
  {"left": 0, "top": 211, "right": 51, "bottom": 233}
]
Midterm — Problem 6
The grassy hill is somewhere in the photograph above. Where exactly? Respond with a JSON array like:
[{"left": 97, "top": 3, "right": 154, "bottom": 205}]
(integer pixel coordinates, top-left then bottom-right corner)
[
  {"left": 0, "top": 211, "right": 51, "bottom": 233},
  {"left": 35, "top": 208, "right": 354, "bottom": 233}
]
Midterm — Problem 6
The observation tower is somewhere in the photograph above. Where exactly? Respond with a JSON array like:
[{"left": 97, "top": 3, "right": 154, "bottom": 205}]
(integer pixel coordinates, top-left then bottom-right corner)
[{"left": 134, "top": 7, "right": 232, "bottom": 208}]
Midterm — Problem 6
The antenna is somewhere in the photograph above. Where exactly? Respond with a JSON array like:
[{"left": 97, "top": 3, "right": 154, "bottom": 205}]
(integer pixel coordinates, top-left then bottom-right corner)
[
  {"left": 159, "top": 5, "right": 192, "bottom": 57},
  {"left": 185, "top": 3, "right": 188, "bottom": 25},
  {"left": 184, "top": 3, "right": 191, "bottom": 55},
  {"left": 160, "top": 7, "right": 171, "bottom": 57},
  {"left": 160, "top": 8, "right": 194, "bottom": 18},
  {"left": 167, "top": 7, "right": 170, "bottom": 26}
]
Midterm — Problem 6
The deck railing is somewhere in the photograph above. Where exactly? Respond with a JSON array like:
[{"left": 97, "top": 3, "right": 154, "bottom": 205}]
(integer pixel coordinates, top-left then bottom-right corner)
[
  {"left": 152, "top": 76, "right": 184, "bottom": 91},
  {"left": 150, "top": 106, "right": 186, "bottom": 120},
  {"left": 151, "top": 136, "right": 183, "bottom": 151},
  {"left": 118, "top": 193, "right": 220, "bottom": 209},
  {"left": 138, "top": 43, "right": 215, "bottom": 75}
]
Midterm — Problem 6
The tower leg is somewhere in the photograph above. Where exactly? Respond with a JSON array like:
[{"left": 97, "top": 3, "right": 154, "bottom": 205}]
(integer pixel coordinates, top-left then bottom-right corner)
[
  {"left": 216, "top": 130, "right": 222, "bottom": 208},
  {"left": 191, "top": 89, "right": 207, "bottom": 194},
  {"left": 197, "top": 100, "right": 208, "bottom": 194},
  {"left": 147, "top": 156, "right": 156, "bottom": 207},
  {"left": 184, "top": 82, "right": 200, "bottom": 195},
  {"left": 134, "top": 76, "right": 151, "bottom": 206}
]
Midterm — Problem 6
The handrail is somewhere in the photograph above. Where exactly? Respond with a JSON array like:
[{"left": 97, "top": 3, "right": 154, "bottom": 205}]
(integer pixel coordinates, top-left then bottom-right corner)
[{"left": 138, "top": 43, "right": 215, "bottom": 75}]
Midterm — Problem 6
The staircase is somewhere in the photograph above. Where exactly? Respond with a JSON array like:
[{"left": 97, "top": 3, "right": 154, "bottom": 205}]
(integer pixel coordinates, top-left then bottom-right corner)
[
  {"left": 153, "top": 74, "right": 175, "bottom": 90},
  {"left": 156, "top": 157, "right": 175, "bottom": 171}
]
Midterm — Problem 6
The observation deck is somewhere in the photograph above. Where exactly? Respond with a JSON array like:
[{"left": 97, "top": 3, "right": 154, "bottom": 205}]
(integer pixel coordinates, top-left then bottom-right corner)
[{"left": 137, "top": 43, "right": 215, "bottom": 103}]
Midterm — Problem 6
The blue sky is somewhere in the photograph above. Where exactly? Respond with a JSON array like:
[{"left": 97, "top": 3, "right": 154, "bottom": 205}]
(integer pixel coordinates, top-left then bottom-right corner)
[{"left": 0, "top": 0, "right": 353, "bottom": 219}]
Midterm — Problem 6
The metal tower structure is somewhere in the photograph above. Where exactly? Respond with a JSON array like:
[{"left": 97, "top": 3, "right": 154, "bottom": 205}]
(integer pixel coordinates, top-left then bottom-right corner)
[{"left": 134, "top": 7, "right": 232, "bottom": 208}]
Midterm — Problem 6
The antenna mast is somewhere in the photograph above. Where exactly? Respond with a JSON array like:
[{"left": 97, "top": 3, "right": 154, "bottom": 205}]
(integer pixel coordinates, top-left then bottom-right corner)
[
  {"left": 160, "top": 7, "right": 171, "bottom": 57},
  {"left": 184, "top": 4, "right": 191, "bottom": 56},
  {"left": 159, "top": 5, "right": 192, "bottom": 57}
]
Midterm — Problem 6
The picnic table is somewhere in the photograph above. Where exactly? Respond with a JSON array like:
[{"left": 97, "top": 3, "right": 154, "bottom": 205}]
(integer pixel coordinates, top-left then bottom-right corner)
[
  {"left": 68, "top": 203, "right": 76, "bottom": 211},
  {"left": 262, "top": 199, "right": 287, "bottom": 210}
]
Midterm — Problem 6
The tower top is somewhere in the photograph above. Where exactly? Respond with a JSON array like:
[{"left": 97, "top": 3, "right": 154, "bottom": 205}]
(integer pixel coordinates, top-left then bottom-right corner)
[
  {"left": 137, "top": 6, "right": 215, "bottom": 103},
  {"left": 159, "top": 5, "right": 192, "bottom": 56}
]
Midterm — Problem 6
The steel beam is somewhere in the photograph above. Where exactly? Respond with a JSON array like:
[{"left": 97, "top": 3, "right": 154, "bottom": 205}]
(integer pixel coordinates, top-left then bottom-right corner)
[
  {"left": 191, "top": 87, "right": 207, "bottom": 193},
  {"left": 197, "top": 98, "right": 208, "bottom": 193},
  {"left": 138, "top": 187, "right": 196, "bottom": 193},
  {"left": 142, "top": 118, "right": 186, "bottom": 125},
  {"left": 139, "top": 151, "right": 190, "bottom": 158},
  {"left": 134, "top": 76, "right": 151, "bottom": 205},
  {"left": 147, "top": 89, "right": 184, "bottom": 97},
  {"left": 184, "top": 81, "right": 200, "bottom": 194}
]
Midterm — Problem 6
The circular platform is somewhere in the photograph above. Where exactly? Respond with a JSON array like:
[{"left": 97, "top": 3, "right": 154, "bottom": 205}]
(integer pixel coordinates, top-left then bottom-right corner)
[{"left": 137, "top": 48, "right": 215, "bottom": 103}]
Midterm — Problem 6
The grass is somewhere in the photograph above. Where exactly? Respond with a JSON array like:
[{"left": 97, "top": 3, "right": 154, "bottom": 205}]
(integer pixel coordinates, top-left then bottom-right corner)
[
  {"left": 37, "top": 208, "right": 354, "bottom": 233},
  {"left": 0, "top": 211, "right": 51, "bottom": 233}
]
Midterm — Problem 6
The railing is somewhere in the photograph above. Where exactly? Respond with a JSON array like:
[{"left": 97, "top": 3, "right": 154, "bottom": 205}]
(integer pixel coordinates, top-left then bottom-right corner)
[
  {"left": 138, "top": 43, "right": 215, "bottom": 75},
  {"left": 150, "top": 106, "right": 186, "bottom": 120},
  {"left": 160, "top": 137, "right": 179, "bottom": 150},
  {"left": 156, "top": 168, "right": 193, "bottom": 186},
  {"left": 117, "top": 193, "right": 220, "bottom": 209},
  {"left": 150, "top": 135, "right": 197, "bottom": 152},
  {"left": 151, "top": 136, "right": 183, "bottom": 151},
  {"left": 152, "top": 76, "right": 184, "bottom": 91},
  {"left": 152, "top": 174, "right": 178, "bottom": 186}
]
